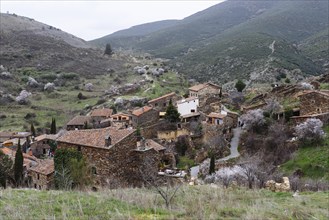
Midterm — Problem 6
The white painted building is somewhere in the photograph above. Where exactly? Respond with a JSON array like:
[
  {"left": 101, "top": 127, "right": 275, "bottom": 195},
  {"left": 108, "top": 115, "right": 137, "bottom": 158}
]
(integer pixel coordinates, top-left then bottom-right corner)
[{"left": 177, "top": 97, "right": 199, "bottom": 116}]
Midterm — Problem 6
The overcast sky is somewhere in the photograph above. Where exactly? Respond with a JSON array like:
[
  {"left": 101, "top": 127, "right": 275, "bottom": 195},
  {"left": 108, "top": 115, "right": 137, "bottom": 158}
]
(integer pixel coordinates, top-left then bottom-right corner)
[{"left": 1, "top": 1, "right": 224, "bottom": 41}]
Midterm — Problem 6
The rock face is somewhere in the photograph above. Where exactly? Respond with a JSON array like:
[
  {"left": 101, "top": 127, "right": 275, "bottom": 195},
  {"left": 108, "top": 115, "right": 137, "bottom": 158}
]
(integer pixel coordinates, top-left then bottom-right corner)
[{"left": 265, "top": 177, "right": 291, "bottom": 192}]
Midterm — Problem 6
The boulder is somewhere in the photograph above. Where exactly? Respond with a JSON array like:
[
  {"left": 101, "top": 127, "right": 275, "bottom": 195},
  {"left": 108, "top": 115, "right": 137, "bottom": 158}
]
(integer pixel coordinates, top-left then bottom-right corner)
[
  {"left": 85, "top": 83, "right": 93, "bottom": 91},
  {"left": 265, "top": 177, "right": 290, "bottom": 192},
  {"left": 16, "top": 90, "right": 32, "bottom": 105},
  {"left": 27, "top": 77, "right": 39, "bottom": 87},
  {"left": 44, "top": 82, "right": 55, "bottom": 91},
  {"left": 0, "top": 71, "right": 12, "bottom": 79}
]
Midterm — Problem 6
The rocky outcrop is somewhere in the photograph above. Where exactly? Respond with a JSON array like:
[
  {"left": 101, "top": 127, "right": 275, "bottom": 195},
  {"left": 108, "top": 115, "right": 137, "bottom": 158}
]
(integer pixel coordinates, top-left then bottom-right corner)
[{"left": 265, "top": 177, "right": 290, "bottom": 192}]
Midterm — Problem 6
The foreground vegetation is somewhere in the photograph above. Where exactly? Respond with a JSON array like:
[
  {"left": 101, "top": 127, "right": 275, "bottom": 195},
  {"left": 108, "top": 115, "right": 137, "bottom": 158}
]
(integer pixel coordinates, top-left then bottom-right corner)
[
  {"left": 281, "top": 125, "right": 329, "bottom": 181},
  {"left": 0, "top": 186, "right": 328, "bottom": 219}
]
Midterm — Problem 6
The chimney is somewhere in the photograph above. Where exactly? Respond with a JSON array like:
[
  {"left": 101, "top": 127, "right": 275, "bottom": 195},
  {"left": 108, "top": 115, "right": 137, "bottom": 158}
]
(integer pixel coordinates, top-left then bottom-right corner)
[{"left": 105, "top": 134, "right": 111, "bottom": 147}]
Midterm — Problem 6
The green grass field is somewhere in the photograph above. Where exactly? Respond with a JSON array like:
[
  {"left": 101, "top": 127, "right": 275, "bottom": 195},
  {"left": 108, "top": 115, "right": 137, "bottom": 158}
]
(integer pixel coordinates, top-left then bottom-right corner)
[
  {"left": 0, "top": 186, "right": 328, "bottom": 219},
  {"left": 281, "top": 126, "right": 329, "bottom": 180}
]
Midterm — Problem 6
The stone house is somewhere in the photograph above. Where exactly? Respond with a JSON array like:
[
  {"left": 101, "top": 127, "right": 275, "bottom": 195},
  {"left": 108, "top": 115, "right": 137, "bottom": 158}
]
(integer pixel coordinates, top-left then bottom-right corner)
[
  {"left": 148, "top": 92, "right": 179, "bottom": 111},
  {"left": 90, "top": 108, "right": 113, "bottom": 125},
  {"left": 57, "top": 127, "right": 143, "bottom": 187},
  {"left": 111, "top": 113, "right": 131, "bottom": 127},
  {"left": 28, "top": 159, "right": 54, "bottom": 190},
  {"left": 131, "top": 106, "right": 159, "bottom": 128},
  {"left": 207, "top": 112, "right": 227, "bottom": 125},
  {"left": 298, "top": 90, "right": 329, "bottom": 116},
  {"left": 177, "top": 97, "right": 199, "bottom": 116},
  {"left": 30, "top": 134, "right": 57, "bottom": 158},
  {"left": 66, "top": 116, "right": 92, "bottom": 130},
  {"left": 189, "top": 82, "right": 221, "bottom": 106}
]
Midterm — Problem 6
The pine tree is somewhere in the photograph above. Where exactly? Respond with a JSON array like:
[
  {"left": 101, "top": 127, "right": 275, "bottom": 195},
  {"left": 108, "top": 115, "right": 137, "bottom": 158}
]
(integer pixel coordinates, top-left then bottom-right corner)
[
  {"left": 164, "top": 100, "right": 180, "bottom": 123},
  {"left": 30, "top": 123, "right": 36, "bottom": 137},
  {"left": 209, "top": 154, "right": 215, "bottom": 174},
  {"left": 50, "top": 118, "right": 56, "bottom": 134},
  {"left": 235, "top": 79, "right": 246, "bottom": 92},
  {"left": 14, "top": 139, "right": 23, "bottom": 187}
]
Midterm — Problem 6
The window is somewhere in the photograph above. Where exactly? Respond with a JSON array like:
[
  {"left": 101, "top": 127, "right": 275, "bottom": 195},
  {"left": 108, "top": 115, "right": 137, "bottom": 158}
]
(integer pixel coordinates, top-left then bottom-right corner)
[
  {"left": 191, "top": 109, "right": 195, "bottom": 113},
  {"left": 37, "top": 173, "right": 40, "bottom": 180},
  {"left": 155, "top": 103, "right": 158, "bottom": 107},
  {"left": 92, "top": 166, "right": 97, "bottom": 175},
  {"left": 43, "top": 148, "right": 46, "bottom": 154},
  {"left": 77, "top": 146, "right": 81, "bottom": 152},
  {"left": 163, "top": 103, "right": 166, "bottom": 107}
]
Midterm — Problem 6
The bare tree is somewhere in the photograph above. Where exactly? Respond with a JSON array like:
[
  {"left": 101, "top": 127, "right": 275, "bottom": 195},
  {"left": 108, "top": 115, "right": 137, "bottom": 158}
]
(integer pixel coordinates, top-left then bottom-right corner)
[
  {"left": 139, "top": 157, "right": 183, "bottom": 209},
  {"left": 295, "top": 118, "right": 325, "bottom": 144}
]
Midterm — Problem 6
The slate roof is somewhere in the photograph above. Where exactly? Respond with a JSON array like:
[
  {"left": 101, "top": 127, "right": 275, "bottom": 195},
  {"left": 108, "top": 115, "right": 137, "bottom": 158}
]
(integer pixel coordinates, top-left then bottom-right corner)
[
  {"left": 66, "top": 116, "right": 92, "bottom": 126},
  {"left": 207, "top": 112, "right": 227, "bottom": 119},
  {"left": 132, "top": 106, "right": 153, "bottom": 117},
  {"left": 145, "top": 139, "right": 166, "bottom": 152},
  {"left": 29, "top": 159, "right": 54, "bottom": 175},
  {"left": 148, "top": 92, "right": 176, "bottom": 104},
  {"left": 57, "top": 127, "right": 135, "bottom": 148},
  {"left": 90, "top": 108, "right": 113, "bottom": 117},
  {"left": 177, "top": 97, "right": 198, "bottom": 105}
]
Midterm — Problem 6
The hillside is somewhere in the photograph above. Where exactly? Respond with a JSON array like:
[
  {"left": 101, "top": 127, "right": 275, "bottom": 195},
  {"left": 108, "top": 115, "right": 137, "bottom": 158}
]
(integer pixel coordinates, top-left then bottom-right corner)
[
  {"left": 91, "top": 0, "right": 329, "bottom": 84},
  {"left": 0, "top": 13, "right": 126, "bottom": 77},
  {"left": 1, "top": 187, "right": 328, "bottom": 219},
  {"left": 90, "top": 19, "right": 179, "bottom": 48}
]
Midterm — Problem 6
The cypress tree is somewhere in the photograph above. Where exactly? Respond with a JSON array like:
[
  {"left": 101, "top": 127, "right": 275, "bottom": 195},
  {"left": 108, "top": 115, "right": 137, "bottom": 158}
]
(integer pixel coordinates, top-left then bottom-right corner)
[
  {"left": 14, "top": 139, "right": 24, "bottom": 187},
  {"left": 164, "top": 100, "right": 180, "bottom": 123},
  {"left": 209, "top": 154, "right": 215, "bottom": 175},
  {"left": 50, "top": 118, "right": 56, "bottom": 134},
  {"left": 31, "top": 123, "right": 36, "bottom": 137}
]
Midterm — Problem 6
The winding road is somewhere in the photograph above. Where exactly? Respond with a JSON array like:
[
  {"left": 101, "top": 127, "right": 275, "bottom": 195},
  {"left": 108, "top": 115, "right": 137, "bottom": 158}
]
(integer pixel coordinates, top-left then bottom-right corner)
[{"left": 191, "top": 126, "right": 242, "bottom": 178}]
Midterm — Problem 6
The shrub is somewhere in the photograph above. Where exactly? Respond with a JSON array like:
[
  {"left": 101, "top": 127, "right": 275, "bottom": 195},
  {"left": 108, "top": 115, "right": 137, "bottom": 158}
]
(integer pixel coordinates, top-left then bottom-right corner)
[
  {"left": 241, "top": 109, "right": 266, "bottom": 132},
  {"left": 235, "top": 80, "right": 246, "bottom": 92},
  {"left": 295, "top": 118, "right": 325, "bottom": 144}
]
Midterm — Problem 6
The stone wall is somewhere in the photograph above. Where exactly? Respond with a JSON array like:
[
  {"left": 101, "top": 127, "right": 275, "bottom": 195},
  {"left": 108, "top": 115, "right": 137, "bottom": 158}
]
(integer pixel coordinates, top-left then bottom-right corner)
[
  {"left": 299, "top": 92, "right": 329, "bottom": 116},
  {"left": 57, "top": 131, "right": 140, "bottom": 187},
  {"left": 29, "top": 171, "right": 53, "bottom": 190},
  {"left": 149, "top": 94, "right": 179, "bottom": 112},
  {"left": 30, "top": 141, "right": 50, "bottom": 157},
  {"left": 132, "top": 109, "right": 159, "bottom": 128},
  {"left": 157, "top": 129, "right": 189, "bottom": 141}
]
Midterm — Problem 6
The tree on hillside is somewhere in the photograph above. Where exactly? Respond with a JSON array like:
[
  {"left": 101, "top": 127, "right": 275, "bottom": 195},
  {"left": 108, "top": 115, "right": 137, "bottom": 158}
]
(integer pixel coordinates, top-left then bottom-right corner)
[
  {"left": 14, "top": 139, "right": 23, "bottom": 187},
  {"left": 235, "top": 79, "right": 246, "bottom": 92},
  {"left": 295, "top": 118, "right": 325, "bottom": 144},
  {"left": 209, "top": 153, "right": 215, "bottom": 175},
  {"left": 240, "top": 109, "right": 266, "bottom": 132},
  {"left": 165, "top": 100, "right": 180, "bottom": 123},
  {"left": 30, "top": 123, "right": 36, "bottom": 137},
  {"left": 0, "top": 151, "right": 13, "bottom": 188},
  {"left": 104, "top": 43, "right": 113, "bottom": 56},
  {"left": 50, "top": 118, "right": 56, "bottom": 134}
]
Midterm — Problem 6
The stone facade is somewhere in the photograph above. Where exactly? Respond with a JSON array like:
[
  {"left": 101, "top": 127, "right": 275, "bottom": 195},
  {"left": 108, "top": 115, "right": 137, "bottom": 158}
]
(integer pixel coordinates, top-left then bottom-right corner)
[
  {"left": 157, "top": 129, "right": 189, "bottom": 141},
  {"left": 57, "top": 131, "right": 138, "bottom": 187},
  {"left": 28, "top": 159, "right": 54, "bottom": 190},
  {"left": 148, "top": 92, "right": 179, "bottom": 111},
  {"left": 131, "top": 106, "right": 159, "bottom": 128},
  {"left": 298, "top": 91, "right": 329, "bottom": 116},
  {"left": 189, "top": 83, "right": 221, "bottom": 107}
]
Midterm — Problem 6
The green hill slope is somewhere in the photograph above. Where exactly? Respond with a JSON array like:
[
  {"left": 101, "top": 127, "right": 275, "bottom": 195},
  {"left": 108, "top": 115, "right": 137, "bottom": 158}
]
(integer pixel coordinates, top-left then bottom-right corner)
[{"left": 91, "top": 0, "right": 328, "bottom": 83}]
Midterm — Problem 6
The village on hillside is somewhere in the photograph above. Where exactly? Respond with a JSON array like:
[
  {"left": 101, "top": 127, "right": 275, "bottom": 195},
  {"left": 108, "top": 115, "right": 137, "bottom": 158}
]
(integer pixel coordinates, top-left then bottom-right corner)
[{"left": 1, "top": 76, "right": 329, "bottom": 191}]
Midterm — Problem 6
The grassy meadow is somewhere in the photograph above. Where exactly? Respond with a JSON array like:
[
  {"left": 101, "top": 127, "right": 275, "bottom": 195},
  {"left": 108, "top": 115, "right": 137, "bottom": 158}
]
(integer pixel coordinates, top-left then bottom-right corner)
[{"left": 0, "top": 186, "right": 328, "bottom": 219}]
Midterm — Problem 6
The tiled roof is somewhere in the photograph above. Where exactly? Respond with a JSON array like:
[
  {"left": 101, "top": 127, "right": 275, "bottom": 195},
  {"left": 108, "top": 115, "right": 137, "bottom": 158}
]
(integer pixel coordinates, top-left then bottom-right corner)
[
  {"left": 177, "top": 97, "right": 198, "bottom": 104},
  {"left": 132, "top": 106, "right": 153, "bottom": 117},
  {"left": 57, "top": 127, "right": 135, "bottom": 148},
  {"left": 112, "top": 113, "right": 131, "bottom": 118},
  {"left": 0, "top": 131, "right": 31, "bottom": 138},
  {"left": 148, "top": 92, "right": 176, "bottom": 104},
  {"left": 34, "top": 134, "right": 57, "bottom": 142},
  {"left": 207, "top": 112, "right": 227, "bottom": 119},
  {"left": 90, "top": 108, "right": 113, "bottom": 117},
  {"left": 29, "top": 159, "right": 54, "bottom": 175},
  {"left": 66, "top": 116, "right": 92, "bottom": 126},
  {"left": 145, "top": 139, "right": 166, "bottom": 152},
  {"left": 189, "top": 82, "right": 220, "bottom": 92}
]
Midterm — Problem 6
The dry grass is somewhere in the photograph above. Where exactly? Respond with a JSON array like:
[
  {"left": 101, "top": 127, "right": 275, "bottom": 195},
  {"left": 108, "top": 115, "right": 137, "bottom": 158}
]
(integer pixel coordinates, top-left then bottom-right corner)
[{"left": 0, "top": 185, "right": 328, "bottom": 219}]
